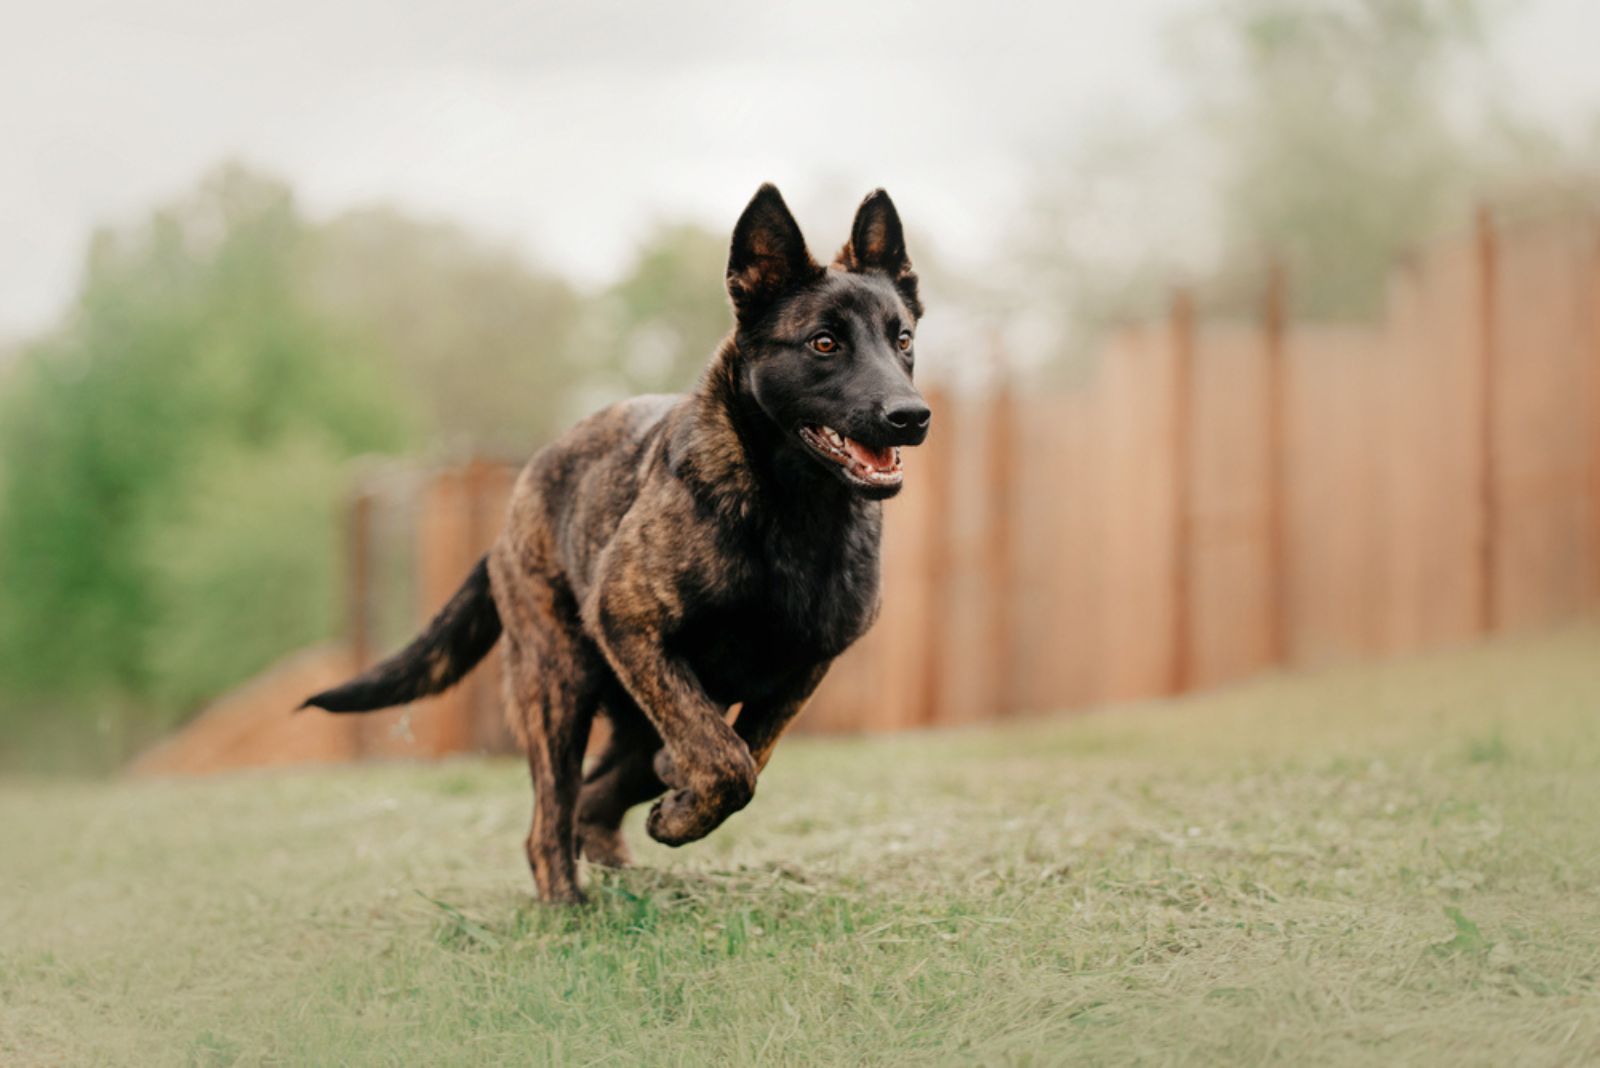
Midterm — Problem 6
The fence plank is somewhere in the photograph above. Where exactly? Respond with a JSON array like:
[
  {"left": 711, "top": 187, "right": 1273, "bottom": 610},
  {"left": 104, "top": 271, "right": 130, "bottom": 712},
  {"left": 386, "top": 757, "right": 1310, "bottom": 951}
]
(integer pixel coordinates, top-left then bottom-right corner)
[
  {"left": 1475, "top": 206, "right": 1501, "bottom": 633},
  {"left": 1189, "top": 324, "right": 1273, "bottom": 688},
  {"left": 1169, "top": 289, "right": 1196, "bottom": 694},
  {"left": 1492, "top": 217, "right": 1600, "bottom": 628},
  {"left": 1264, "top": 259, "right": 1290, "bottom": 665}
]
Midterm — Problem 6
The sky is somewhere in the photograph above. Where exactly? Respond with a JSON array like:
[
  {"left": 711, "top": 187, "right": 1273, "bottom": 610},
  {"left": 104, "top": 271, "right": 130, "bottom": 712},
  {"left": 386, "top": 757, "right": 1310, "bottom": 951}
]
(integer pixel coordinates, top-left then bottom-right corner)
[{"left": 4, "top": 0, "right": 1600, "bottom": 342}]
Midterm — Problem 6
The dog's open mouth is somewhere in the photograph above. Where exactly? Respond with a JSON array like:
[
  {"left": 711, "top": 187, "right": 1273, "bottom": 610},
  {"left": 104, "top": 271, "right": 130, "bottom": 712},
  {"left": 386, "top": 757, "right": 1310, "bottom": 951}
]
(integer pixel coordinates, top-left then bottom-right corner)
[{"left": 798, "top": 425, "right": 904, "bottom": 488}]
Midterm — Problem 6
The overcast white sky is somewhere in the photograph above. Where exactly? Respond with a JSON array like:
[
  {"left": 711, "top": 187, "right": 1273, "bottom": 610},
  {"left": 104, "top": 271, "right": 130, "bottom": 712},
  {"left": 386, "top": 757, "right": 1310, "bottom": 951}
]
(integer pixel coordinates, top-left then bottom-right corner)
[{"left": 4, "top": 0, "right": 1600, "bottom": 341}]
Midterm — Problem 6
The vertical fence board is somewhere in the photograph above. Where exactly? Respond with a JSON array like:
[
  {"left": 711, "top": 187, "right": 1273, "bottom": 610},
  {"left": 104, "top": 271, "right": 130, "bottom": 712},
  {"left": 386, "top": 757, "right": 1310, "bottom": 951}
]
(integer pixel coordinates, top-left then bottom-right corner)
[
  {"left": 1378, "top": 265, "right": 1426, "bottom": 655},
  {"left": 1412, "top": 238, "right": 1484, "bottom": 648},
  {"left": 1101, "top": 326, "right": 1180, "bottom": 701},
  {"left": 1263, "top": 260, "right": 1290, "bottom": 666},
  {"left": 1591, "top": 226, "right": 1600, "bottom": 609},
  {"left": 1007, "top": 389, "right": 1105, "bottom": 714},
  {"left": 1284, "top": 327, "right": 1387, "bottom": 665},
  {"left": 930, "top": 391, "right": 1008, "bottom": 725},
  {"left": 1189, "top": 324, "right": 1273, "bottom": 688},
  {"left": 985, "top": 380, "right": 1017, "bottom": 719},
  {"left": 1475, "top": 208, "right": 1501, "bottom": 633},
  {"left": 1493, "top": 218, "right": 1600, "bottom": 628},
  {"left": 1168, "top": 292, "right": 1196, "bottom": 694},
  {"left": 463, "top": 460, "right": 516, "bottom": 751}
]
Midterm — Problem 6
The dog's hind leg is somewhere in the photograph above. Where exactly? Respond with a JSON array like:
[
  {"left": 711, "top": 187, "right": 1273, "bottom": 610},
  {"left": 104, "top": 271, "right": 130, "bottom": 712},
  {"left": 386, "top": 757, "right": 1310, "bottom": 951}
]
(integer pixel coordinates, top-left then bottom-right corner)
[
  {"left": 576, "top": 693, "right": 666, "bottom": 868},
  {"left": 495, "top": 564, "right": 600, "bottom": 905}
]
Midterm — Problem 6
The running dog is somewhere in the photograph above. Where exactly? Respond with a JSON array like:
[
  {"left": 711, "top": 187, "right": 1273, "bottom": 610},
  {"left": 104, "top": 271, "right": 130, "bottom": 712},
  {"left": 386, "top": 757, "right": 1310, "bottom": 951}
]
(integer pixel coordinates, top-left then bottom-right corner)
[{"left": 303, "top": 185, "right": 930, "bottom": 903}]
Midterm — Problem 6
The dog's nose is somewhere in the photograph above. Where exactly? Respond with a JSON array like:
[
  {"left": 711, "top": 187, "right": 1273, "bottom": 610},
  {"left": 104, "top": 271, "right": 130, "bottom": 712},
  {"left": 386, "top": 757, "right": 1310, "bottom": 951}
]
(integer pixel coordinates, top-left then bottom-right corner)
[{"left": 884, "top": 402, "right": 931, "bottom": 433}]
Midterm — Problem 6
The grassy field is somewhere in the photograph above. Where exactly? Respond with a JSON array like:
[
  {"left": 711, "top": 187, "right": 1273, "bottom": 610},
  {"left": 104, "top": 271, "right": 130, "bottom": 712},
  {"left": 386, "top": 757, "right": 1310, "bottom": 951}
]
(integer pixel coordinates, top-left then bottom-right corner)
[{"left": 3, "top": 628, "right": 1598, "bottom": 1066}]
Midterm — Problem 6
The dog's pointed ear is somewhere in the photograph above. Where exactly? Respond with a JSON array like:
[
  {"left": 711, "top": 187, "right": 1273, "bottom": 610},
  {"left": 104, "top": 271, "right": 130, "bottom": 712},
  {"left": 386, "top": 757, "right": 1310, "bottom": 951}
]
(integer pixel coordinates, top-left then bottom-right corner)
[
  {"left": 726, "top": 184, "right": 819, "bottom": 323},
  {"left": 835, "top": 189, "right": 922, "bottom": 319}
]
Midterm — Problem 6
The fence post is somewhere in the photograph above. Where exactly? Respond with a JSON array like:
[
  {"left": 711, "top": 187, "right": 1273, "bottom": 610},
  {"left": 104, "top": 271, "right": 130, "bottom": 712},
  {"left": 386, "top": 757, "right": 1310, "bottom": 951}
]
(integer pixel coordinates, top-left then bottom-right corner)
[
  {"left": 916, "top": 385, "right": 954, "bottom": 726},
  {"left": 413, "top": 467, "right": 475, "bottom": 755},
  {"left": 1474, "top": 205, "right": 1500, "bottom": 634},
  {"left": 1169, "top": 287, "right": 1196, "bottom": 695},
  {"left": 1593, "top": 225, "right": 1600, "bottom": 608},
  {"left": 345, "top": 487, "right": 375, "bottom": 758},
  {"left": 984, "top": 350, "right": 1015, "bottom": 718},
  {"left": 347, "top": 488, "right": 374, "bottom": 673},
  {"left": 1263, "top": 257, "right": 1290, "bottom": 666},
  {"left": 461, "top": 458, "right": 497, "bottom": 747}
]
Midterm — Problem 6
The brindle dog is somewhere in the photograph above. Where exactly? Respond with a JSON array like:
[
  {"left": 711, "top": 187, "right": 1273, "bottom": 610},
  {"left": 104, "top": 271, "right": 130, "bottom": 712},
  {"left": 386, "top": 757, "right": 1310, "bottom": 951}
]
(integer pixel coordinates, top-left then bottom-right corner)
[{"left": 303, "top": 185, "right": 929, "bottom": 903}]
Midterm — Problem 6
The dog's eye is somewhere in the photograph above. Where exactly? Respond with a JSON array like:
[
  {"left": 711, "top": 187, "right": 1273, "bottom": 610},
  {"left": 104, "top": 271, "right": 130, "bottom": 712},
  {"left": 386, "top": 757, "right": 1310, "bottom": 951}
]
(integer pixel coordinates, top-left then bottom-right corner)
[
  {"left": 809, "top": 332, "right": 839, "bottom": 355},
  {"left": 897, "top": 330, "right": 914, "bottom": 352}
]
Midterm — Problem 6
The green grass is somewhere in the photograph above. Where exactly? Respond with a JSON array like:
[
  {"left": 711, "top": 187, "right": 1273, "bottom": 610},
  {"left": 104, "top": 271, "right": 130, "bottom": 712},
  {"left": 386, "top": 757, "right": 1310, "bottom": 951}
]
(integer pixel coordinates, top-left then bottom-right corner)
[{"left": 4, "top": 627, "right": 1599, "bottom": 1066}]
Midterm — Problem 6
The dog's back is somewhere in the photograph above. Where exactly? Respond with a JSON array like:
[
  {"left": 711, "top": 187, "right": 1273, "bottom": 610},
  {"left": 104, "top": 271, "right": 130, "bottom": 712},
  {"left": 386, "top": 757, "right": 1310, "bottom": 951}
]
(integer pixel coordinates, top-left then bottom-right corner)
[{"left": 506, "top": 392, "right": 685, "bottom": 588}]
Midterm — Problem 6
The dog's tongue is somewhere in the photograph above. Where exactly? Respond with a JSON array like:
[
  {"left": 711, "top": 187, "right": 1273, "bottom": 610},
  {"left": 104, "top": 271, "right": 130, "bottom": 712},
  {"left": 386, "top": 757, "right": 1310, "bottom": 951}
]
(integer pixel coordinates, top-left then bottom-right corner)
[{"left": 844, "top": 437, "right": 895, "bottom": 471}]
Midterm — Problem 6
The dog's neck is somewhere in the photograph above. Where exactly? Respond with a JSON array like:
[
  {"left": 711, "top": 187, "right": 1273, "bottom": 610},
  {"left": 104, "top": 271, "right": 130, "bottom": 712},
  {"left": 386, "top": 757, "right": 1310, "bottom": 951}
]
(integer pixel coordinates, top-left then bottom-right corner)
[{"left": 672, "top": 337, "right": 862, "bottom": 524}]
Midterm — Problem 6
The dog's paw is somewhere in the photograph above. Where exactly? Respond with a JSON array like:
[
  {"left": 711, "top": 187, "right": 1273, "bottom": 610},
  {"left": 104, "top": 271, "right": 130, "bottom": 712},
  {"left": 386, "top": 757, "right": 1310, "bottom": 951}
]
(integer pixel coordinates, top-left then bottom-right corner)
[
  {"left": 578, "top": 821, "right": 633, "bottom": 868},
  {"left": 539, "top": 883, "right": 589, "bottom": 907},
  {"left": 645, "top": 789, "right": 709, "bottom": 847}
]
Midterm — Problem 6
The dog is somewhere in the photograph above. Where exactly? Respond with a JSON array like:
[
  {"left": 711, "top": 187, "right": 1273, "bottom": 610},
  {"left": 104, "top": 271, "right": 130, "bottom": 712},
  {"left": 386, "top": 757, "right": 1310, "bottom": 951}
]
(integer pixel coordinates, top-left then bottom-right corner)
[{"left": 303, "top": 185, "right": 930, "bottom": 903}]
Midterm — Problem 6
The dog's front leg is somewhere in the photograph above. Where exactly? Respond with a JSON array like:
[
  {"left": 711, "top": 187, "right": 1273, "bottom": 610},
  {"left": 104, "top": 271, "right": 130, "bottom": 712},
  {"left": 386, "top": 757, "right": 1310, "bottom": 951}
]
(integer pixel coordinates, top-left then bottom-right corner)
[
  {"left": 650, "top": 660, "right": 831, "bottom": 817},
  {"left": 588, "top": 586, "right": 756, "bottom": 847},
  {"left": 732, "top": 661, "right": 832, "bottom": 772}
]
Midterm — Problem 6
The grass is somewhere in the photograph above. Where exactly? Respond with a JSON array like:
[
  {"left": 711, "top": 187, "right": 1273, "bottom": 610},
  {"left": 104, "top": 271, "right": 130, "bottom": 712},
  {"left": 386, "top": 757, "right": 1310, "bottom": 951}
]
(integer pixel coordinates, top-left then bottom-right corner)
[{"left": 3, "top": 627, "right": 1599, "bottom": 1066}]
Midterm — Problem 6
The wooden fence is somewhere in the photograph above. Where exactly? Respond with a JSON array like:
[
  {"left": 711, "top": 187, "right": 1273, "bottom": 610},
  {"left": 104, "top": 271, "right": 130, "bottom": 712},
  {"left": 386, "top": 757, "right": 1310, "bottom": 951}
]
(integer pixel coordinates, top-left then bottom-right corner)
[{"left": 307, "top": 206, "right": 1600, "bottom": 757}]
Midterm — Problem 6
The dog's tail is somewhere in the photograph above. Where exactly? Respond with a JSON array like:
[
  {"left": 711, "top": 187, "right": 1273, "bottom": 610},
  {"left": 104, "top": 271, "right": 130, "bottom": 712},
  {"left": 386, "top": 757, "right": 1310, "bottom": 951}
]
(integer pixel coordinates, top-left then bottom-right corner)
[{"left": 300, "top": 556, "right": 502, "bottom": 713}]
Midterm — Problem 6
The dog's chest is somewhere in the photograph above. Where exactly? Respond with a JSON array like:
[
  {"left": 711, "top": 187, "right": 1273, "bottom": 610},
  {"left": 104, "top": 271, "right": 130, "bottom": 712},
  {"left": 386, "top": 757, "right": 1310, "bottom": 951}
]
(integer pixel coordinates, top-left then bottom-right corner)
[{"left": 674, "top": 513, "right": 881, "bottom": 705}]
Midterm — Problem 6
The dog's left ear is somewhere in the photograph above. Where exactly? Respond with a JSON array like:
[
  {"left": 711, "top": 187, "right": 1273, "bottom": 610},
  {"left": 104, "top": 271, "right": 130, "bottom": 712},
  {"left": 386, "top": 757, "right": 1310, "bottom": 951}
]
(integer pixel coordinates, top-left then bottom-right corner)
[{"left": 835, "top": 189, "right": 922, "bottom": 319}]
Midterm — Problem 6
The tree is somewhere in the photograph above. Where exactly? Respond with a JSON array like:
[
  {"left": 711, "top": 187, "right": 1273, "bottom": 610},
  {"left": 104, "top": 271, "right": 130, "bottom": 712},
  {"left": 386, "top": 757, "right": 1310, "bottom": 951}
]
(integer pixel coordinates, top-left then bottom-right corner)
[
  {"left": 0, "top": 165, "right": 406, "bottom": 765},
  {"left": 582, "top": 223, "right": 732, "bottom": 404},
  {"left": 309, "top": 210, "right": 587, "bottom": 455},
  {"left": 1016, "top": 0, "right": 1546, "bottom": 349},
  {"left": 1181, "top": 0, "right": 1511, "bottom": 317}
]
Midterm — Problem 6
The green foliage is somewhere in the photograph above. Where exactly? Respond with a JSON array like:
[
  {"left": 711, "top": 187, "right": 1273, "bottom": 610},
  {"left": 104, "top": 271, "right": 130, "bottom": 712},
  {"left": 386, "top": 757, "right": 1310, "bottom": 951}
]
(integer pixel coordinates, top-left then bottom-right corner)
[
  {"left": 309, "top": 213, "right": 728, "bottom": 444},
  {"left": 0, "top": 162, "right": 739, "bottom": 770},
  {"left": 583, "top": 223, "right": 731, "bottom": 402},
  {"left": 308, "top": 209, "right": 588, "bottom": 454},
  {"left": 1183, "top": 0, "right": 1519, "bottom": 316},
  {"left": 0, "top": 166, "right": 408, "bottom": 765},
  {"left": 1021, "top": 0, "right": 1552, "bottom": 343},
  {"left": 137, "top": 436, "right": 351, "bottom": 716}
]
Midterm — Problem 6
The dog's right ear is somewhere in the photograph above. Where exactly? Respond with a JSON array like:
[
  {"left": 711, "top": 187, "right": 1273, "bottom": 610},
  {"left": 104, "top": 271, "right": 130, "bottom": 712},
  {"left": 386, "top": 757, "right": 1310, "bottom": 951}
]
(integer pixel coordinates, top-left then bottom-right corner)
[{"left": 726, "top": 184, "right": 819, "bottom": 323}]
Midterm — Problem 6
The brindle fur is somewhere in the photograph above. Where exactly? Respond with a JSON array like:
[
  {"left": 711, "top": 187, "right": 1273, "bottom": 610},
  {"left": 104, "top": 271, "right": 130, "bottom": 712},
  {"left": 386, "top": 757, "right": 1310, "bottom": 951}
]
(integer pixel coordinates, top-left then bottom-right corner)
[{"left": 303, "top": 185, "right": 929, "bottom": 903}]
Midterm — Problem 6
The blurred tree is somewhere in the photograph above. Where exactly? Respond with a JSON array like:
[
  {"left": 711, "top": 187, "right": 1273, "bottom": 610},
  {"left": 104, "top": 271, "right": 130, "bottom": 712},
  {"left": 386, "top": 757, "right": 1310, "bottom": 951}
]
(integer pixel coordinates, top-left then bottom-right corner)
[
  {"left": 1010, "top": 118, "right": 1223, "bottom": 372},
  {"left": 1181, "top": 0, "right": 1522, "bottom": 317},
  {"left": 0, "top": 165, "right": 808, "bottom": 770},
  {"left": 138, "top": 437, "right": 352, "bottom": 714},
  {"left": 0, "top": 165, "right": 408, "bottom": 765},
  {"left": 576, "top": 223, "right": 731, "bottom": 408},
  {"left": 1018, "top": 0, "right": 1554, "bottom": 349},
  {"left": 308, "top": 210, "right": 587, "bottom": 455}
]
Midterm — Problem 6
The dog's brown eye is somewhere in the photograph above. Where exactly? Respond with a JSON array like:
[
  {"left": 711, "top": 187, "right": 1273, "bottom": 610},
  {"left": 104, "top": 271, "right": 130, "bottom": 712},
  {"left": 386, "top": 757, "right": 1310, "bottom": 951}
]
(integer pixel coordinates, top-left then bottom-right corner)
[
  {"left": 809, "top": 333, "right": 839, "bottom": 355},
  {"left": 898, "top": 330, "right": 914, "bottom": 352}
]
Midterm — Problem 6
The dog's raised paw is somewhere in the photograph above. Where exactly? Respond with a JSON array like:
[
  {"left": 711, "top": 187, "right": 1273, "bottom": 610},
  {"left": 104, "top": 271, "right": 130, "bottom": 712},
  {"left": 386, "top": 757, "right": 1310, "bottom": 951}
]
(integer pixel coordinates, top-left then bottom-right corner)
[{"left": 646, "top": 789, "right": 709, "bottom": 847}]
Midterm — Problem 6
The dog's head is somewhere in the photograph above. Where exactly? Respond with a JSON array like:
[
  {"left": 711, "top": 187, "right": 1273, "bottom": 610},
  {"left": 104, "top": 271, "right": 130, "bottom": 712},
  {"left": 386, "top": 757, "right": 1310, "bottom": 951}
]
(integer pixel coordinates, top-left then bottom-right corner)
[{"left": 725, "top": 184, "right": 929, "bottom": 500}]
